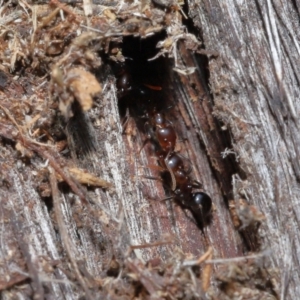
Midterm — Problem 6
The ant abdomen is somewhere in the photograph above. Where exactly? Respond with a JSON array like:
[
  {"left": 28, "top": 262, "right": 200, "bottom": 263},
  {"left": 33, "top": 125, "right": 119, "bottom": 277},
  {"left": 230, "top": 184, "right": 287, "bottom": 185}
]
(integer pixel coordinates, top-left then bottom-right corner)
[
  {"left": 191, "top": 192, "right": 212, "bottom": 220},
  {"left": 147, "top": 112, "right": 177, "bottom": 152},
  {"left": 156, "top": 126, "right": 176, "bottom": 152}
]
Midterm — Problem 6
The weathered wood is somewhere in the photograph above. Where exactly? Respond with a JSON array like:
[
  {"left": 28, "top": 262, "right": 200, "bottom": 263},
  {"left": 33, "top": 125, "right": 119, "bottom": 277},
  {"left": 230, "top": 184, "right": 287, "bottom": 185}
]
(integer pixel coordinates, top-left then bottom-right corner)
[
  {"left": 187, "top": 0, "right": 300, "bottom": 298},
  {"left": 0, "top": 0, "right": 297, "bottom": 298}
]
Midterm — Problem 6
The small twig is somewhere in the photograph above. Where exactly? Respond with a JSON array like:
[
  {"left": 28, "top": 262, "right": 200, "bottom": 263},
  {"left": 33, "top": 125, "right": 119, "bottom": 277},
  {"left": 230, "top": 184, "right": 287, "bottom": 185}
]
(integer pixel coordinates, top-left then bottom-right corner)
[
  {"left": 24, "top": 139, "right": 89, "bottom": 204},
  {"left": 182, "top": 247, "right": 213, "bottom": 267},
  {"left": 0, "top": 273, "right": 29, "bottom": 291},
  {"left": 0, "top": 103, "right": 24, "bottom": 135},
  {"left": 205, "top": 249, "right": 272, "bottom": 264},
  {"left": 49, "top": 167, "right": 93, "bottom": 300},
  {"left": 10, "top": 212, "right": 44, "bottom": 300},
  {"left": 201, "top": 248, "right": 213, "bottom": 292},
  {"left": 50, "top": 0, "right": 80, "bottom": 22},
  {"left": 130, "top": 238, "right": 174, "bottom": 250},
  {"left": 126, "top": 237, "right": 175, "bottom": 259}
]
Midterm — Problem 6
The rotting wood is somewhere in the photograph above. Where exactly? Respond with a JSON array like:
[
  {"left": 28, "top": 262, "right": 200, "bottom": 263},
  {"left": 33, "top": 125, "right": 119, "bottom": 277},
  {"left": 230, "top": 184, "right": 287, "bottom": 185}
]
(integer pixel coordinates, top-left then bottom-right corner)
[
  {"left": 0, "top": 0, "right": 296, "bottom": 298},
  {"left": 187, "top": 0, "right": 300, "bottom": 298},
  {"left": 49, "top": 167, "right": 93, "bottom": 300}
]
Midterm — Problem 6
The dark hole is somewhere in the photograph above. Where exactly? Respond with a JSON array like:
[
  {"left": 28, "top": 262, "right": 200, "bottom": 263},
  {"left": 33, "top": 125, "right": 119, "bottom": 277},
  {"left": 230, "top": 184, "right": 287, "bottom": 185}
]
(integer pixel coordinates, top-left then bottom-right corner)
[
  {"left": 112, "top": 32, "right": 173, "bottom": 121},
  {"left": 43, "top": 196, "right": 53, "bottom": 212},
  {"left": 0, "top": 70, "right": 8, "bottom": 89},
  {"left": 66, "top": 101, "right": 98, "bottom": 160}
]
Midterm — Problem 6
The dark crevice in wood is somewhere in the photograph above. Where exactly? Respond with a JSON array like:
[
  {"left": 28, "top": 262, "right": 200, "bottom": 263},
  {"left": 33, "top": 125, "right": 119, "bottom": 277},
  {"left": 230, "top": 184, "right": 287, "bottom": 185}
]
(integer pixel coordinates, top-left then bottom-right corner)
[
  {"left": 42, "top": 196, "right": 54, "bottom": 212},
  {"left": 66, "top": 101, "right": 98, "bottom": 163},
  {"left": 174, "top": 34, "right": 262, "bottom": 252},
  {"left": 182, "top": 0, "right": 204, "bottom": 39},
  {"left": 291, "top": 0, "right": 300, "bottom": 16},
  {"left": 111, "top": 34, "right": 218, "bottom": 234},
  {"left": 176, "top": 46, "right": 239, "bottom": 199}
]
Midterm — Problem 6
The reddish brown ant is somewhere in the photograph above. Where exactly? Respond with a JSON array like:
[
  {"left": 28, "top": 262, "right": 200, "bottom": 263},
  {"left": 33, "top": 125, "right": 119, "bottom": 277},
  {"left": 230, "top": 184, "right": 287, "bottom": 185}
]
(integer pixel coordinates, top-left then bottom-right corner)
[
  {"left": 147, "top": 111, "right": 177, "bottom": 152},
  {"left": 150, "top": 113, "right": 212, "bottom": 227},
  {"left": 115, "top": 62, "right": 212, "bottom": 228}
]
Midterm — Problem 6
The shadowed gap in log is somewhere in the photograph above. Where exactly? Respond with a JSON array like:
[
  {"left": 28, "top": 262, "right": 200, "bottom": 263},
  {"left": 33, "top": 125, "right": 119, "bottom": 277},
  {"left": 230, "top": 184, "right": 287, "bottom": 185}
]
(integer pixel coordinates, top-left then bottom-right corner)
[
  {"left": 111, "top": 33, "right": 214, "bottom": 231},
  {"left": 179, "top": 0, "right": 260, "bottom": 251}
]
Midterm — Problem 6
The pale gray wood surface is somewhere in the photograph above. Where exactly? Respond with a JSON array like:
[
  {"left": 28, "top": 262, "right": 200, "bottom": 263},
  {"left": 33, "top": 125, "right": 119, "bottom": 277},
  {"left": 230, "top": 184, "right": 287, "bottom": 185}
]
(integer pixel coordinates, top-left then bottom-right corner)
[{"left": 188, "top": 0, "right": 300, "bottom": 298}]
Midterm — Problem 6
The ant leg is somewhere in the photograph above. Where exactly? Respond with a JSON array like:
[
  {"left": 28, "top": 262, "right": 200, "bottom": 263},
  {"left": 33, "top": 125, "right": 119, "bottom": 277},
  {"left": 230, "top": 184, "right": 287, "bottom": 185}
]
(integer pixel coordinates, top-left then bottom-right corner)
[
  {"left": 164, "top": 149, "right": 177, "bottom": 191},
  {"left": 147, "top": 194, "right": 175, "bottom": 204},
  {"left": 192, "top": 180, "right": 203, "bottom": 189},
  {"left": 121, "top": 108, "right": 130, "bottom": 133},
  {"left": 143, "top": 176, "right": 175, "bottom": 202},
  {"left": 176, "top": 153, "right": 193, "bottom": 174},
  {"left": 142, "top": 175, "right": 164, "bottom": 182},
  {"left": 139, "top": 164, "right": 165, "bottom": 172},
  {"left": 157, "top": 195, "right": 175, "bottom": 202},
  {"left": 138, "top": 164, "right": 164, "bottom": 181},
  {"left": 138, "top": 138, "right": 150, "bottom": 155},
  {"left": 144, "top": 120, "right": 155, "bottom": 140},
  {"left": 165, "top": 104, "right": 174, "bottom": 111},
  {"left": 138, "top": 121, "right": 154, "bottom": 154}
]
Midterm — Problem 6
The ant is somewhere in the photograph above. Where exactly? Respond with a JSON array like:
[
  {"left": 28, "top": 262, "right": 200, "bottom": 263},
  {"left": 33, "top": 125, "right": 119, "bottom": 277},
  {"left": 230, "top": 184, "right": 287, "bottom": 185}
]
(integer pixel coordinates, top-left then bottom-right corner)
[
  {"left": 115, "top": 62, "right": 212, "bottom": 229},
  {"left": 146, "top": 109, "right": 212, "bottom": 228}
]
